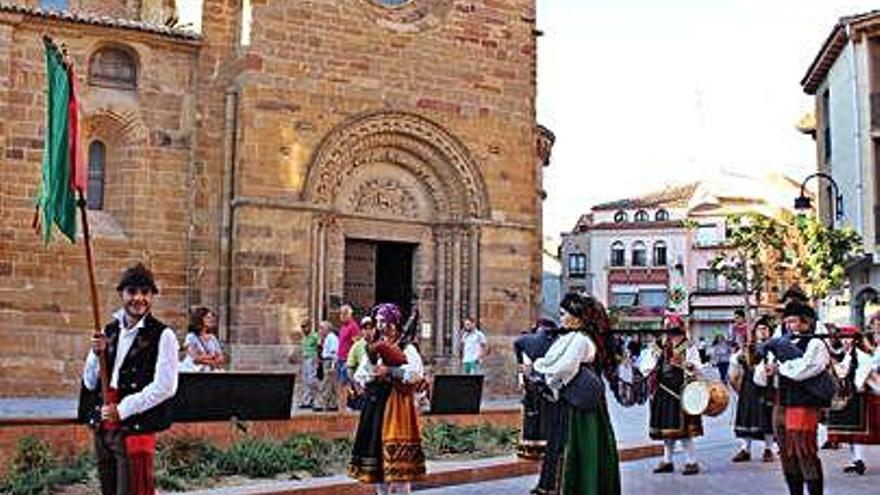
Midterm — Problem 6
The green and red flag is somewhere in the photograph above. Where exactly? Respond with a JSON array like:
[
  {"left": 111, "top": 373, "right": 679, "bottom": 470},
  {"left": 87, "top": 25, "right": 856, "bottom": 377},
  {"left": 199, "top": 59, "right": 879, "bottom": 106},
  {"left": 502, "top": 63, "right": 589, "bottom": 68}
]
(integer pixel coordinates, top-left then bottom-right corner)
[{"left": 34, "top": 36, "right": 85, "bottom": 244}]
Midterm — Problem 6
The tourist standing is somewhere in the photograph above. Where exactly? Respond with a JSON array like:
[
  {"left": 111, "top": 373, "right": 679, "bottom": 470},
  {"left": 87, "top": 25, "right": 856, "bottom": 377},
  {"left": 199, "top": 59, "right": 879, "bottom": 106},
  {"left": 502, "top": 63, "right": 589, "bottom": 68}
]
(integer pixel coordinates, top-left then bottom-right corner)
[
  {"left": 460, "top": 317, "right": 488, "bottom": 375},
  {"left": 316, "top": 321, "right": 339, "bottom": 412}
]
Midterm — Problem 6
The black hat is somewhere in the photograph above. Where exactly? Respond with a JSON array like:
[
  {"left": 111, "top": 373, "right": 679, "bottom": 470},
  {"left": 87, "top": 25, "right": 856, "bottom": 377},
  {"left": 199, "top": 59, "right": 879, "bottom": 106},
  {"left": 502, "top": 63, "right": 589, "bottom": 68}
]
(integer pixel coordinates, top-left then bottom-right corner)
[
  {"left": 782, "top": 301, "right": 816, "bottom": 320},
  {"left": 560, "top": 292, "right": 587, "bottom": 319},
  {"left": 116, "top": 263, "right": 158, "bottom": 294},
  {"left": 753, "top": 315, "right": 774, "bottom": 329},
  {"left": 781, "top": 286, "right": 808, "bottom": 303}
]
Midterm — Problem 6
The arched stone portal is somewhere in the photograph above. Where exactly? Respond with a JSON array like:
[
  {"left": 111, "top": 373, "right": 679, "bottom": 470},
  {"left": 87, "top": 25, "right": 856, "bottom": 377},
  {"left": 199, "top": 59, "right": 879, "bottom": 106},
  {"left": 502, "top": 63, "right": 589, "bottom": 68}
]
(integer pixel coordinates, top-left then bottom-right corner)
[{"left": 303, "top": 111, "right": 490, "bottom": 357}]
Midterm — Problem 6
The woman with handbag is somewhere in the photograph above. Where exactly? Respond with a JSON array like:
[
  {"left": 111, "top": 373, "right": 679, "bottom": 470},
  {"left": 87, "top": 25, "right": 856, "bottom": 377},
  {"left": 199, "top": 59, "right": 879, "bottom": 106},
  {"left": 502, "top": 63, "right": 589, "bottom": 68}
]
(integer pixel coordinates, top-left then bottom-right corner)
[
  {"left": 527, "top": 292, "right": 621, "bottom": 495},
  {"left": 826, "top": 325, "right": 880, "bottom": 475}
]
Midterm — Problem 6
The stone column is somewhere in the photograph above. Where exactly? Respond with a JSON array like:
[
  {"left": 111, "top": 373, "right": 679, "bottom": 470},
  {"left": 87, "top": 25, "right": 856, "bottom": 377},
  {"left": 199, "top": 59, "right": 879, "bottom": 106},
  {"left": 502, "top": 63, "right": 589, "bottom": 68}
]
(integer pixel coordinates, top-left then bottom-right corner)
[
  {"left": 468, "top": 225, "right": 481, "bottom": 322},
  {"left": 451, "top": 227, "right": 462, "bottom": 357},
  {"left": 434, "top": 228, "right": 447, "bottom": 355}
]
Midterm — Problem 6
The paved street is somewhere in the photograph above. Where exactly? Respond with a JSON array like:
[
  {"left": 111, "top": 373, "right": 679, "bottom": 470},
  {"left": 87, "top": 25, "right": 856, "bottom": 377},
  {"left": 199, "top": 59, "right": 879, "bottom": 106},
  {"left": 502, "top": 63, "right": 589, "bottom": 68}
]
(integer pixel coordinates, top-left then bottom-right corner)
[{"left": 414, "top": 440, "right": 880, "bottom": 494}]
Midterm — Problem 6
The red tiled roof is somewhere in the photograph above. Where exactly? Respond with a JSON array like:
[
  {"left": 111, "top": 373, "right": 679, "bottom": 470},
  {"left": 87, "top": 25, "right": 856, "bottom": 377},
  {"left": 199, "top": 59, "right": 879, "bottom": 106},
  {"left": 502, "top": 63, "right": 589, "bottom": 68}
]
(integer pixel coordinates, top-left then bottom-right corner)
[
  {"left": 0, "top": 2, "right": 200, "bottom": 40},
  {"left": 592, "top": 183, "right": 698, "bottom": 211}
]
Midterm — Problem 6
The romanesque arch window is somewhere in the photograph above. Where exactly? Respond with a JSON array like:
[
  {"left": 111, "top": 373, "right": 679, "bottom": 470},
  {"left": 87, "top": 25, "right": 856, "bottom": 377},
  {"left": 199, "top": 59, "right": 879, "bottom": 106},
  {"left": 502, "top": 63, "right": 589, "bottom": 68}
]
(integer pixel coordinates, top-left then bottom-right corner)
[
  {"left": 614, "top": 210, "right": 628, "bottom": 223},
  {"left": 89, "top": 47, "right": 137, "bottom": 90},
  {"left": 631, "top": 241, "right": 647, "bottom": 267},
  {"left": 610, "top": 241, "right": 625, "bottom": 267},
  {"left": 634, "top": 210, "right": 649, "bottom": 222},
  {"left": 87, "top": 140, "right": 105, "bottom": 210},
  {"left": 655, "top": 209, "right": 670, "bottom": 221}
]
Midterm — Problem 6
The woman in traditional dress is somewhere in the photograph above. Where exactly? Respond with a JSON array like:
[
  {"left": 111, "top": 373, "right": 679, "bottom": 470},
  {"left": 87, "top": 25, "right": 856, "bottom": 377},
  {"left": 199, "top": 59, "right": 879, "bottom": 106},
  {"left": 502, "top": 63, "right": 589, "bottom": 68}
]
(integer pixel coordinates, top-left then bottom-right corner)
[
  {"left": 527, "top": 292, "right": 621, "bottom": 495},
  {"left": 826, "top": 325, "right": 880, "bottom": 475},
  {"left": 513, "top": 318, "right": 558, "bottom": 460},
  {"left": 348, "top": 303, "right": 426, "bottom": 495},
  {"left": 729, "top": 316, "right": 776, "bottom": 463},
  {"left": 639, "top": 311, "right": 703, "bottom": 475}
]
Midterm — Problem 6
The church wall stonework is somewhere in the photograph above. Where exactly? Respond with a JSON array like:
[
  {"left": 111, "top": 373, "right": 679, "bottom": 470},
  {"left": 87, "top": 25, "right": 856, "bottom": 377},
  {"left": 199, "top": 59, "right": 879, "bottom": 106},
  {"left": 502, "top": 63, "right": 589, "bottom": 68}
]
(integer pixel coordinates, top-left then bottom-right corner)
[{"left": 0, "top": 0, "right": 545, "bottom": 399}]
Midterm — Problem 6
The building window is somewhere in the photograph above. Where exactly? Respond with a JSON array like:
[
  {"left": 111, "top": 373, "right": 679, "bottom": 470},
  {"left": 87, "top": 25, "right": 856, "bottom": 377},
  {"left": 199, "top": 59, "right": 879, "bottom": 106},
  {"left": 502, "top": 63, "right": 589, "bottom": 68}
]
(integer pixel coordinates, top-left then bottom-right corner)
[
  {"left": 653, "top": 241, "right": 667, "bottom": 266},
  {"left": 610, "top": 241, "right": 625, "bottom": 267},
  {"left": 694, "top": 224, "right": 721, "bottom": 247},
  {"left": 634, "top": 210, "right": 649, "bottom": 222},
  {"left": 89, "top": 47, "right": 137, "bottom": 90},
  {"left": 240, "top": 0, "right": 252, "bottom": 47},
  {"left": 610, "top": 290, "right": 637, "bottom": 308},
  {"left": 639, "top": 288, "right": 668, "bottom": 308},
  {"left": 655, "top": 209, "right": 669, "bottom": 221},
  {"left": 40, "top": 0, "right": 68, "bottom": 9},
  {"left": 87, "top": 141, "right": 105, "bottom": 210},
  {"left": 697, "top": 269, "right": 719, "bottom": 291},
  {"left": 822, "top": 89, "right": 831, "bottom": 163},
  {"left": 614, "top": 210, "right": 628, "bottom": 223},
  {"left": 631, "top": 241, "right": 647, "bottom": 267},
  {"left": 568, "top": 253, "right": 587, "bottom": 278}
]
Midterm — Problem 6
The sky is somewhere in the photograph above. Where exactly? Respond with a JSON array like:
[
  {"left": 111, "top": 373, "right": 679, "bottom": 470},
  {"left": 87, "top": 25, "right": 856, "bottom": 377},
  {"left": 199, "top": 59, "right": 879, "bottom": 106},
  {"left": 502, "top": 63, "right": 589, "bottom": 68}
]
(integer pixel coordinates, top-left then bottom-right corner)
[{"left": 537, "top": 0, "right": 879, "bottom": 238}]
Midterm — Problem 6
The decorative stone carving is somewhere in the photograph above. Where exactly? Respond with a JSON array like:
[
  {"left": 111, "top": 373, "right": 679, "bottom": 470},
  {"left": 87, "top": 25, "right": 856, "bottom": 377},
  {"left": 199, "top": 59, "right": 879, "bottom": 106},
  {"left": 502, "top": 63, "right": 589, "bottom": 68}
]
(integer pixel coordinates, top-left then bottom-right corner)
[
  {"left": 349, "top": 178, "right": 419, "bottom": 218},
  {"left": 357, "top": 0, "right": 453, "bottom": 33},
  {"left": 305, "top": 111, "right": 489, "bottom": 220}
]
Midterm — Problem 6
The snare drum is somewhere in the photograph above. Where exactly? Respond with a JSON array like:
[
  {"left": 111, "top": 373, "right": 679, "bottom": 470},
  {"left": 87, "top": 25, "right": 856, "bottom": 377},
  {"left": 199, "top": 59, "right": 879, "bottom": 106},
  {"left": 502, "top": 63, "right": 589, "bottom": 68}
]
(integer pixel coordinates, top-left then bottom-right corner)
[{"left": 681, "top": 380, "right": 730, "bottom": 417}]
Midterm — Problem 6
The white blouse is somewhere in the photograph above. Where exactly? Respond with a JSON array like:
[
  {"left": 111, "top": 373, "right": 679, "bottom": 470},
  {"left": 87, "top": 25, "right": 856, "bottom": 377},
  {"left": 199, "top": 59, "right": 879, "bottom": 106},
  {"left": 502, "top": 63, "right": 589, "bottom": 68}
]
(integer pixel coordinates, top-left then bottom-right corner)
[{"left": 533, "top": 331, "right": 595, "bottom": 396}]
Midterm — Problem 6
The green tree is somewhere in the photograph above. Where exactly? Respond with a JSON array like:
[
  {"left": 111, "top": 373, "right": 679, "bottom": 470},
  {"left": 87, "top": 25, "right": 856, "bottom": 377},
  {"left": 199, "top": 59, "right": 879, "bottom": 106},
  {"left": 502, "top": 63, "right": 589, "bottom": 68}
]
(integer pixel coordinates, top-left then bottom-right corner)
[{"left": 711, "top": 212, "right": 863, "bottom": 311}]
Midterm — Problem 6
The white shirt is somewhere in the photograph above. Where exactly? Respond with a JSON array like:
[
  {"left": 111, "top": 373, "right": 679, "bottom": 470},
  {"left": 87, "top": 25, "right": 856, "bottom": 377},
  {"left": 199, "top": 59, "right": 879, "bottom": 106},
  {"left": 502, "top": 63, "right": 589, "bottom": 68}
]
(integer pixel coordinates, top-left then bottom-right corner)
[
  {"left": 321, "top": 332, "right": 339, "bottom": 360},
  {"left": 82, "top": 309, "right": 179, "bottom": 420},
  {"left": 353, "top": 343, "right": 424, "bottom": 385},
  {"left": 461, "top": 329, "right": 487, "bottom": 363},
  {"left": 533, "top": 331, "right": 595, "bottom": 396},
  {"left": 777, "top": 337, "right": 831, "bottom": 382}
]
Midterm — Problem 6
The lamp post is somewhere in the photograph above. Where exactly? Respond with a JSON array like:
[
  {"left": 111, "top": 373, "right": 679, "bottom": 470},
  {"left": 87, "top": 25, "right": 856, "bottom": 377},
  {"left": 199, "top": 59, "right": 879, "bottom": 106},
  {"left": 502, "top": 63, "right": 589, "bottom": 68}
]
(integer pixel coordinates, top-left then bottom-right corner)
[{"left": 793, "top": 172, "right": 844, "bottom": 227}]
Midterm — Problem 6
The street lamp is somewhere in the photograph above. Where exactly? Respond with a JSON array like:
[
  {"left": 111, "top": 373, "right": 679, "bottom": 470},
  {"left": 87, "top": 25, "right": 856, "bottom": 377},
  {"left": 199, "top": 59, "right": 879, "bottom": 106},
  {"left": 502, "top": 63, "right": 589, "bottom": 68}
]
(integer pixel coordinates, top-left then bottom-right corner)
[{"left": 794, "top": 172, "right": 844, "bottom": 226}]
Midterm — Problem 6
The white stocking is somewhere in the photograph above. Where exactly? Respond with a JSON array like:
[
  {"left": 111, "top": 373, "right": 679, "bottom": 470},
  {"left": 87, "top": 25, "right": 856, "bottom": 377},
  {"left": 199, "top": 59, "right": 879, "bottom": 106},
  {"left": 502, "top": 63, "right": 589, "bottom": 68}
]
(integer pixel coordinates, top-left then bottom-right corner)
[
  {"left": 663, "top": 439, "right": 675, "bottom": 463},
  {"left": 851, "top": 444, "right": 865, "bottom": 462},
  {"left": 376, "top": 483, "right": 389, "bottom": 495},
  {"left": 763, "top": 433, "right": 775, "bottom": 451},
  {"left": 740, "top": 438, "right": 752, "bottom": 452},
  {"left": 682, "top": 438, "right": 697, "bottom": 464}
]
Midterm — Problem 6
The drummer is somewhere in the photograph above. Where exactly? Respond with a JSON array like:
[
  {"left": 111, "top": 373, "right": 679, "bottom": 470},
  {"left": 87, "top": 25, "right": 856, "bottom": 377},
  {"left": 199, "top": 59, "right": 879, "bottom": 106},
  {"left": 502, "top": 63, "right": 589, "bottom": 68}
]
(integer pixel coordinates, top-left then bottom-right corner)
[{"left": 639, "top": 311, "right": 704, "bottom": 476}]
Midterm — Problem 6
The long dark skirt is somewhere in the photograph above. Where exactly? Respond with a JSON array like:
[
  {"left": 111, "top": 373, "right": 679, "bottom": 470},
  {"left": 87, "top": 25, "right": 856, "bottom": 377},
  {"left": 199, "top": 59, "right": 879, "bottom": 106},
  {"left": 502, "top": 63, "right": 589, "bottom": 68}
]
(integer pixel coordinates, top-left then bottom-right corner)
[
  {"left": 348, "top": 381, "right": 393, "bottom": 484},
  {"left": 535, "top": 399, "right": 569, "bottom": 494},
  {"left": 649, "top": 386, "right": 703, "bottom": 439},
  {"left": 560, "top": 402, "right": 621, "bottom": 495},
  {"left": 535, "top": 400, "right": 621, "bottom": 495},
  {"left": 517, "top": 385, "right": 549, "bottom": 460},
  {"left": 734, "top": 369, "right": 774, "bottom": 440}
]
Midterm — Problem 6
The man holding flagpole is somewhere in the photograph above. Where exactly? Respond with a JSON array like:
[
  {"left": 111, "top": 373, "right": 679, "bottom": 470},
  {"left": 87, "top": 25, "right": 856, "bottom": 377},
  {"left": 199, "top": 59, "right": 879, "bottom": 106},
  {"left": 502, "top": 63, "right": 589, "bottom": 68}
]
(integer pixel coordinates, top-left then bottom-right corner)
[{"left": 83, "top": 263, "right": 178, "bottom": 495}]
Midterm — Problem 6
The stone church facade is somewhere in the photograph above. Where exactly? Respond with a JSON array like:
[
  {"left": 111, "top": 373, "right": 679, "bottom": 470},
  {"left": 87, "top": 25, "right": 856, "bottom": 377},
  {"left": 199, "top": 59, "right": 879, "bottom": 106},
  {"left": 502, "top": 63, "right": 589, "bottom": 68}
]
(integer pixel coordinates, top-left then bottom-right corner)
[{"left": 0, "top": 0, "right": 551, "bottom": 397}]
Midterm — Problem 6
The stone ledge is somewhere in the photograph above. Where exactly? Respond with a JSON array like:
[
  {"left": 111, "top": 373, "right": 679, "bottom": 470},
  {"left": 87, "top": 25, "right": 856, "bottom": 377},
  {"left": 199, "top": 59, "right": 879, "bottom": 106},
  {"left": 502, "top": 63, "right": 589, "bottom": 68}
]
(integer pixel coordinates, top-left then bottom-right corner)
[{"left": 174, "top": 445, "right": 662, "bottom": 495}]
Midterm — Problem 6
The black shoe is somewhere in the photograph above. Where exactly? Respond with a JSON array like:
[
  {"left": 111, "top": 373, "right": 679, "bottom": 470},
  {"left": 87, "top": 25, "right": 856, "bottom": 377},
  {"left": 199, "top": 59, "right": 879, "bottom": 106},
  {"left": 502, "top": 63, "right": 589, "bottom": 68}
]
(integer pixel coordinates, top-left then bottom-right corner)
[
  {"left": 682, "top": 463, "right": 700, "bottom": 476},
  {"left": 843, "top": 460, "right": 866, "bottom": 475},
  {"left": 312, "top": 406, "right": 324, "bottom": 412},
  {"left": 653, "top": 462, "right": 674, "bottom": 474},
  {"left": 298, "top": 403, "right": 313, "bottom": 409},
  {"left": 820, "top": 440, "right": 839, "bottom": 450}
]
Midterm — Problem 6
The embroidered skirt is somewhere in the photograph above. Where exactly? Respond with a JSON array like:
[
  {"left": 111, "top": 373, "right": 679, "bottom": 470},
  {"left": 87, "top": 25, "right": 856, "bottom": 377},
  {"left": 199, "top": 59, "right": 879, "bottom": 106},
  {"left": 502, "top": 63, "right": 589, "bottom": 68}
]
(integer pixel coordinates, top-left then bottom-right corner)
[
  {"left": 827, "top": 394, "right": 880, "bottom": 444},
  {"left": 381, "top": 385, "right": 426, "bottom": 482},
  {"left": 517, "top": 385, "right": 549, "bottom": 460}
]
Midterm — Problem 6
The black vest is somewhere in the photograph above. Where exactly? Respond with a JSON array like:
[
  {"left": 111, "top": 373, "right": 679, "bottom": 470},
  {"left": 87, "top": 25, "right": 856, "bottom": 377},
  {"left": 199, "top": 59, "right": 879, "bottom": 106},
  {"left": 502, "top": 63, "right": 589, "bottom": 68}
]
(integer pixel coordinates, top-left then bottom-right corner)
[
  {"left": 89, "top": 314, "right": 174, "bottom": 433},
  {"left": 779, "top": 336, "right": 828, "bottom": 408}
]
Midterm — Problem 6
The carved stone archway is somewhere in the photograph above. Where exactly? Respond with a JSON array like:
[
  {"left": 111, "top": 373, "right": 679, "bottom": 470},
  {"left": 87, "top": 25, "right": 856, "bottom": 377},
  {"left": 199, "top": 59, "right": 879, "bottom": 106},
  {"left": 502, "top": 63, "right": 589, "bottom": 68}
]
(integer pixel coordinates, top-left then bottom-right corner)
[{"left": 304, "top": 111, "right": 488, "bottom": 357}]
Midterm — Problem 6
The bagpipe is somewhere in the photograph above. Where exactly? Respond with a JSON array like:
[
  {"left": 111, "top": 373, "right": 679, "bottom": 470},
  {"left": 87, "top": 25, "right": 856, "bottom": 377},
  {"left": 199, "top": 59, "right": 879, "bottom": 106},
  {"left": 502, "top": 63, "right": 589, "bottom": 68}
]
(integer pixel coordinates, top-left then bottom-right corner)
[{"left": 367, "top": 301, "right": 419, "bottom": 367}]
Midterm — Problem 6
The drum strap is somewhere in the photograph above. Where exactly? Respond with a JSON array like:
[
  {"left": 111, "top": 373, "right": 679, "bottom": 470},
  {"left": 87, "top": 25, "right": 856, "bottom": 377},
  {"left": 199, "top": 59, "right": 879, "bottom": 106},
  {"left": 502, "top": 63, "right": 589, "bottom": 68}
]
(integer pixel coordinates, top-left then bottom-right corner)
[{"left": 659, "top": 383, "right": 681, "bottom": 400}]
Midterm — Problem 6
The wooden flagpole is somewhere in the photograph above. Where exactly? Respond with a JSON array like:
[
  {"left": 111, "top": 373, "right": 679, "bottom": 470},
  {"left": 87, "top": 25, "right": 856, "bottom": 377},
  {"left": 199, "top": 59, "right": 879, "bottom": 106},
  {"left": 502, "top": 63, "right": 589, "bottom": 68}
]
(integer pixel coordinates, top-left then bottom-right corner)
[{"left": 77, "top": 191, "right": 111, "bottom": 402}]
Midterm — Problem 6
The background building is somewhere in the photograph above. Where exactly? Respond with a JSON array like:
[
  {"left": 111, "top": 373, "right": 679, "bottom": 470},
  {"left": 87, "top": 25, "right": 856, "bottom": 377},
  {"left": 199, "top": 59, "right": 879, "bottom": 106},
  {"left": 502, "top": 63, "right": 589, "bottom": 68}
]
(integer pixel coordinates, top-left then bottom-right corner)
[
  {"left": 0, "top": 0, "right": 549, "bottom": 397},
  {"left": 560, "top": 172, "right": 803, "bottom": 338},
  {"left": 801, "top": 10, "right": 880, "bottom": 327}
]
